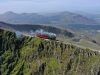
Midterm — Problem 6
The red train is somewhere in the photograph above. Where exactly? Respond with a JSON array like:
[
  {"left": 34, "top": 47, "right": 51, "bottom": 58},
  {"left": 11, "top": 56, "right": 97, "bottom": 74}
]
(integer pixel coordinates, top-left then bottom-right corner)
[{"left": 35, "top": 29, "right": 56, "bottom": 40}]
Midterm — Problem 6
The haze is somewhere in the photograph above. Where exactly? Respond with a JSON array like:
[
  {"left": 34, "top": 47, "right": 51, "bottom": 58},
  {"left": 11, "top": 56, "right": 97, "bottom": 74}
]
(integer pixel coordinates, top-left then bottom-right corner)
[{"left": 0, "top": 0, "right": 100, "bottom": 14}]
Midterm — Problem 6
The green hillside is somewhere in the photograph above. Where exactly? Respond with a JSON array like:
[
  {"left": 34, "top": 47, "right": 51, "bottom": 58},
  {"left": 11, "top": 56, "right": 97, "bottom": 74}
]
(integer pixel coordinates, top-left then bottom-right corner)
[{"left": 0, "top": 29, "right": 100, "bottom": 75}]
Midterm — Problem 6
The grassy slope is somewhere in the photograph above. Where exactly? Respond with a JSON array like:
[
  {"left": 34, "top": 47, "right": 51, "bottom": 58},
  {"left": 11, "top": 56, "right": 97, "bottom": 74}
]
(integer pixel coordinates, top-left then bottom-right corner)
[{"left": 0, "top": 29, "right": 100, "bottom": 75}]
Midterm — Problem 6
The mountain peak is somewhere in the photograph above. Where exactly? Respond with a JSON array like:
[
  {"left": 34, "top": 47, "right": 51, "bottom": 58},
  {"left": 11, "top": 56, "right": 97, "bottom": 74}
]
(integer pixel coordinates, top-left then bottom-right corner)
[
  {"left": 0, "top": 11, "right": 98, "bottom": 25},
  {"left": 4, "top": 11, "right": 16, "bottom": 15}
]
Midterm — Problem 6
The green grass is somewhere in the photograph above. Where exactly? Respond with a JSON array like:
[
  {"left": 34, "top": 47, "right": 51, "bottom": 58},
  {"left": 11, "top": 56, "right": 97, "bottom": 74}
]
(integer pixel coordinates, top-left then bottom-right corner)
[
  {"left": 84, "top": 55, "right": 100, "bottom": 69},
  {"left": 47, "top": 58, "right": 60, "bottom": 70}
]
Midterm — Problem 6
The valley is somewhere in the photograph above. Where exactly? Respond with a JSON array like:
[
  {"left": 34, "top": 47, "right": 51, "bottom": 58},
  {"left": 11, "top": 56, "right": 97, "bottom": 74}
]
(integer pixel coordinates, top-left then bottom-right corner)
[{"left": 0, "top": 21, "right": 100, "bottom": 51}]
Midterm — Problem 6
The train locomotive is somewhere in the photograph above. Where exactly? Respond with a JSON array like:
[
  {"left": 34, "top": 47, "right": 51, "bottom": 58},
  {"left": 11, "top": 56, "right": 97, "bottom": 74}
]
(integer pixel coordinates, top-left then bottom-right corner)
[{"left": 35, "top": 29, "right": 56, "bottom": 40}]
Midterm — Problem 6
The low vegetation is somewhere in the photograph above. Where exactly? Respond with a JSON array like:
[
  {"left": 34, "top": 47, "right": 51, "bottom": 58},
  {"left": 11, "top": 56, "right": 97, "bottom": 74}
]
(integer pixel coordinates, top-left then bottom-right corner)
[{"left": 0, "top": 29, "right": 100, "bottom": 75}]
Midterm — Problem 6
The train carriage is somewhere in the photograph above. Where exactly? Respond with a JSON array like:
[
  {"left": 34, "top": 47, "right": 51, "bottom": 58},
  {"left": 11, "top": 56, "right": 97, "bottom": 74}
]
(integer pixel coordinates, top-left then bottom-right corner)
[{"left": 36, "top": 29, "right": 56, "bottom": 40}]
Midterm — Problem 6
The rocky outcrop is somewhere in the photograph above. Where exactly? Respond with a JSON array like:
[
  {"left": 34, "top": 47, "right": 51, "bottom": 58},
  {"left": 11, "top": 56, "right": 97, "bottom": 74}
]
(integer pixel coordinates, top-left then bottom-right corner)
[{"left": 0, "top": 29, "right": 100, "bottom": 75}]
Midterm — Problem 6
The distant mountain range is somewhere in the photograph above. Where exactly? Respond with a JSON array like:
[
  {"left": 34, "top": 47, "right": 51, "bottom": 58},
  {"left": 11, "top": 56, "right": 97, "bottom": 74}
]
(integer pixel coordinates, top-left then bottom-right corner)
[
  {"left": 75, "top": 12, "right": 100, "bottom": 24},
  {"left": 0, "top": 11, "right": 98, "bottom": 25}
]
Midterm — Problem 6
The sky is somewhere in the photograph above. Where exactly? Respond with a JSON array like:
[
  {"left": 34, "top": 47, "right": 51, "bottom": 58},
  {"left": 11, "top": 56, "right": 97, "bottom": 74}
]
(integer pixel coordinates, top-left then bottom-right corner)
[{"left": 0, "top": 0, "right": 100, "bottom": 14}]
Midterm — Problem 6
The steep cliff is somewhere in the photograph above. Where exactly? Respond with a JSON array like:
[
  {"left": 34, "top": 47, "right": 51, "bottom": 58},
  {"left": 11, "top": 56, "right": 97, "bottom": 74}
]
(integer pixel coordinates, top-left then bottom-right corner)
[{"left": 0, "top": 29, "right": 100, "bottom": 75}]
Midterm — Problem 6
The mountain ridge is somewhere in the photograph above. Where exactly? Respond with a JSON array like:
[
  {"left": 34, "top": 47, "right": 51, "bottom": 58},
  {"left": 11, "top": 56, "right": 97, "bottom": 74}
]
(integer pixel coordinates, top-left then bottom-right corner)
[
  {"left": 0, "top": 28, "right": 100, "bottom": 75},
  {"left": 0, "top": 11, "right": 98, "bottom": 25}
]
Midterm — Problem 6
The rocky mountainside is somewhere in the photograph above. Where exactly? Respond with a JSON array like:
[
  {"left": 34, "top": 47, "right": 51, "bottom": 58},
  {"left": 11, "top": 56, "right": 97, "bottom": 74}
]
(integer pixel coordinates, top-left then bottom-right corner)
[
  {"left": 0, "top": 11, "right": 97, "bottom": 25},
  {"left": 0, "top": 29, "right": 100, "bottom": 75}
]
